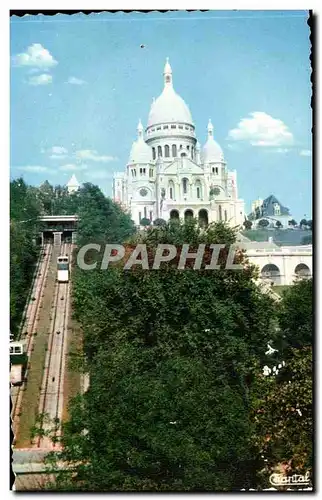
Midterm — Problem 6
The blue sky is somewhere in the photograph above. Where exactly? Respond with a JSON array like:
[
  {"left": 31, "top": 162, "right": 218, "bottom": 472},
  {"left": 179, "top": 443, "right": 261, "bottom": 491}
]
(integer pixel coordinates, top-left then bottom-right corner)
[{"left": 10, "top": 10, "right": 312, "bottom": 220}]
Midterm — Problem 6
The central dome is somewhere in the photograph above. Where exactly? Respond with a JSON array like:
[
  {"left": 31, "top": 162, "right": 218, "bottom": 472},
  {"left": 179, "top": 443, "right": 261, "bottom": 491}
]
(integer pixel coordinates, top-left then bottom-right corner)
[{"left": 147, "top": 58, "right": 193, "bottom": 128}]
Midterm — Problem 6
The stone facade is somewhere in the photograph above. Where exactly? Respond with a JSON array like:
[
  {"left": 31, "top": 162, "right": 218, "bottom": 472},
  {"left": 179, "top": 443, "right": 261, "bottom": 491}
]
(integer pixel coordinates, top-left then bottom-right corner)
[{"left": 113, "top": 59, "right": 245, "bottom": 227}]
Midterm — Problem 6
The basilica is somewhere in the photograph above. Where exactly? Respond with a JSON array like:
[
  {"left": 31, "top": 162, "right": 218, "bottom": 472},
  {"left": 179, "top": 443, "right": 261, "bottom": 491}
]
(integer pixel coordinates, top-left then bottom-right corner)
[{"left": 113, "top": 58, "right": 245, "bottom": 227}]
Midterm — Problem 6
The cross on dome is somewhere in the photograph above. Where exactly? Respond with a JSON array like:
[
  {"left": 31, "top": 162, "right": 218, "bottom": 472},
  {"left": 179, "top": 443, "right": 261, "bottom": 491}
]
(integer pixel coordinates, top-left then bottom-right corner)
[
  {"left": 208, "top": 119, "right": 214, "bottom": 136},
  {"left": 163, "top": 57, "right": 173, "bottom": 87},
  {"left": 137, "top": 119, "right": 144, "bottom": 138}
]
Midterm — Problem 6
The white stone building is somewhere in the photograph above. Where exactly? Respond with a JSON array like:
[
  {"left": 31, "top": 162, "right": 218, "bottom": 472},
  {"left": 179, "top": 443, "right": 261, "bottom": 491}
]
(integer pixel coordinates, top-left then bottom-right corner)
[
  {"left": 113, "top": 58, "right": 245, "bottom": 227},
  {"left": 66, "top": 174, "right": 80, "bottom": 193}
]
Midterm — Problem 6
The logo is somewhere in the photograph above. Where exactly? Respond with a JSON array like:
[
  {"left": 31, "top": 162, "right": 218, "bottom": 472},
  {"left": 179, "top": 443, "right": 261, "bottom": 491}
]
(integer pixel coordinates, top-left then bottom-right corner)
[{"left": 269, "top": 471, "right": 311, "bottom": 487}]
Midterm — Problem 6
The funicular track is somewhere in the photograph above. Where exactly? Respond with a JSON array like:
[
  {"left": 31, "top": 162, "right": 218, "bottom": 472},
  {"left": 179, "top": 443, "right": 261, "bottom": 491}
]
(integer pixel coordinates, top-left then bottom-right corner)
[
  {"left": 11, "top": 245, "right": 53, "bottom": 434},
  {"left": 36, "top": 243, "right": 72, "bottom": 449}
]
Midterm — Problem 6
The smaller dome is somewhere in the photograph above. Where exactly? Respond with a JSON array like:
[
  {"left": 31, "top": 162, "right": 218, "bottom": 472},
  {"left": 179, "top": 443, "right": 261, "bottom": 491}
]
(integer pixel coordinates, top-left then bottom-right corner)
[
  {"left": 202, "top": 119, "right": 224, "bottom": 163},
  {"left": 128, "top": 119, "right": 152, "bottom": 164}
]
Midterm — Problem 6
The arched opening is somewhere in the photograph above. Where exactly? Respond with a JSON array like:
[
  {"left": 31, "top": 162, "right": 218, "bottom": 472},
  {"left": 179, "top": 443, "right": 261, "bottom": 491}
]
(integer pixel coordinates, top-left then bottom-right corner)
[
  {"left": 195, "top": 180, "right": 202, "bottom": 199},
  {"left": 169, "top": 180, "right": 175, "bottom": 200},
  {"left": 294, "top": 263, "right": 311, "bottom": 279},
  {"left": 152, "top": 147, "right": 156, "bottom": 160},
  {"left": 224, "top": 210, "right": 228, "bottom": 221},
  {"left": 218, "top": 205, "right": 222, "bottom": 221},
  {"left": 172, "top": 144, "right": 177, "bottom": 157},
  {"left": 184, "top": 209, "right": 194, "bottom": 221},
  {"left": 198, "top": 209, "right": 208, "bottom": 227},
  {"left": 157, "top": 146, "right": 162, "bottom": 157},
  {"left": 182, "top": 177, "right": 188, "bottom": 195},
  {"left": 181, "top": 152, "right": 187, "bottom": 157},
  {"left": 164, "top": 145, "right": 170, "bottom": 157},
  {"left": 261, "top": 264, "right": 281, "bottom": 285},
  {"left": 170, "top": 209, "right": 179, "bottom": 220}
]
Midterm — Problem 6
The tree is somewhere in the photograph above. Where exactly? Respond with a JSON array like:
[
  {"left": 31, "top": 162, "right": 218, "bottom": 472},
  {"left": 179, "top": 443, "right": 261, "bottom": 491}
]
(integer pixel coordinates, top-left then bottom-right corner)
[
  {"left": 288, "top": 219, "right": 297, "bottom": 227},
  {"left": 73, "top": 183, "right": 135, "bottom": 246},
  {"left": 51, "top": 219, "right": 279, "bottom": 491},
  {"left": 306, "top": 219, "right": 312, "bottom": 231},
  {"left": 140, "top": 217, "right": 151, "bottom": 227},
  {"left": 38, "top": 180, "right": 55, "bottom": 214},
  {"left": 275, "top": 221, "right": 282, "bottom": 229},
  {"left": 300, "top": 219, "right": 307, "bottom": 229},
  {"left": 10, "top": 179, "right": 41, "bottom": 335},
  {"left": 153, "top": 218, "right": 167, "bottom": 227},
  {"left": 278, "top": 278, "right": 312, "bottom": 351},
  {"left": 258, "top": 219, "right": 269, "bottom": 228},
  {"left": 301, "top": 235, "right": 312, "bottom": 245},
  {"left": 251, "top": 279, "right": 313, "bottom": 483},
  {"left": 243, "top": 219, "right": 253, "bottom": 230}
]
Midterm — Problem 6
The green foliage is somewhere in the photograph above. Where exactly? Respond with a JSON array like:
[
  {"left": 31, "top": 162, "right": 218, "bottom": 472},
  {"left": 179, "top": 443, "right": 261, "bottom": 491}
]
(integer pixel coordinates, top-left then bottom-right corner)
[
  {"left": 288, "top": 219, "right": 297, "bottom": 227},
  {"left": 243, "top": 219, "right": 253, "bottom": 230},
  {"left": 258, "top": 219, "right": 269, "bottom": 228},
  {"left": 74, "top": 183, "right": 135, "bottom": 246},
  {"left": 10, "top": 179, "right": 41, "bottom": 335},
  {"left": 301, "top": 234, "right": 312, "bottom": 245},
  {"left": 275, "top": 221, "right": 282, "bottom": 228},
  {"left": 140, "top": 217, "right": 151, "bottom": 227},
  {"left": 55, "top": 219, "right": 280, "bottom": 491},
  {"left": 251, "top": 278, "right": 313, "bottom": 482},
  {"left": 300, "top": 218, "right": 307, "bottom": 228},
  {"left": 153, "top": 218, "right": 167, "bottom": 227},
  {"left": 278, "top": 278, "right": 312, "bottom": 351}
]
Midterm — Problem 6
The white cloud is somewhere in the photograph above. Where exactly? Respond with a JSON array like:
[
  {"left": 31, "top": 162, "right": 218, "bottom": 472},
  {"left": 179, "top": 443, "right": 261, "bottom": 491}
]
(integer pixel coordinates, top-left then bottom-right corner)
[
  {"left": 84, "top": 170, "right": 114, "bottom": 180},
  {"left": 16, "top": 166, "right": 50, "bottom": 173},
  {"left": 59, "top": 163, "right": 87, "bottom": 171},
  {"left": 266, "top": 148, "right": 290, "bottom": 154},
  {"left": 300, "top": 149, "right": 312, "bottom": 157},
  {"left": 52, "top": 146, "right": 68, "bottom": 155},
  {"left": 67, "top": 77, "right": 86, "bottom": 85},
  {"left": 49, "top": 146, "right": 68, "bottom": 159},
  {"left": 13, "top": 43, "right": 58, "bottom": 69},
  {"left": 228, "top": 112, "right": 294, "bottom": 147},
  {"left": 75, "top": 150, "right": 117, "bottom": 163},
  {"left": 28, "top": 73, "right": 52, "bottom": 86}
]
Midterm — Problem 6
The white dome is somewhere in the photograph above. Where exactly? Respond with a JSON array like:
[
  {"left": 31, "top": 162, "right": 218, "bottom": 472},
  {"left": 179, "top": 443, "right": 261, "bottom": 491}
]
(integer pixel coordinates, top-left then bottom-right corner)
[
  {"left": 147, "top": 58, "right": 193, "bottom": 128},
  {"left": 128, "top": 139, "right": 152, "bottom": 164},
  {"left": 128, "top": 120, "right": 152, "bottom": 164},
  {"left": 202, "top": 119, "right": 224, "bottom": 163}
]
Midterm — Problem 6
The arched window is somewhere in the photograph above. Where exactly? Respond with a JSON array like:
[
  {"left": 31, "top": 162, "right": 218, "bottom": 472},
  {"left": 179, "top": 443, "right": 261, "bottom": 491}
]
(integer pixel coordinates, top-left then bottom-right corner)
[
  {"left": 196, "top": 180, "right": 202, "bottom": 199},
  {"left": 152, "top": 147, "right": 156, "bottom": 160},
  {"left": 181, "top": 152, "right": 186, "bottom": 157},
  {"left": 224, "top": 210, "right": 228, "bottom": 221},
  {"left": 218, "top": 205, "right": 222, "bottom": 221},
  {"left": 172, "top": 144, "right": 177, "bottom": 157},
  {"left": 157, "top": 146, "right": 162, "bottom": 157},
  {"left": 191, "top": 147, "right": 194, "bottom": 159},
  {"left": 164, "top": 145, "right": 170, "bottom": 157},
  {"left": 169, "top": 180, "right": 175, "bottom": 200},
  {"left": 182, "top": 178, "right": 188, "bottom": 195}
]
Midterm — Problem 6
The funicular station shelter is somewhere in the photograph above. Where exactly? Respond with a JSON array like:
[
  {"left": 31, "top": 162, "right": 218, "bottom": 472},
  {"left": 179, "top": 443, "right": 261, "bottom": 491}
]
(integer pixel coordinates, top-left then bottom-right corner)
[{"left": 38, "top": 215, "right": 78, "bottom": 246}]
